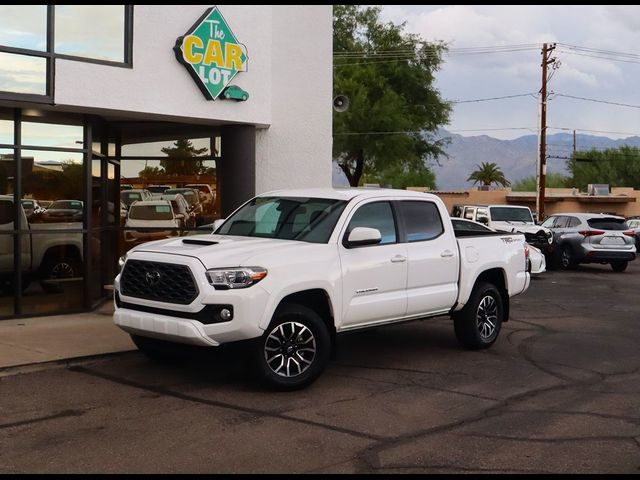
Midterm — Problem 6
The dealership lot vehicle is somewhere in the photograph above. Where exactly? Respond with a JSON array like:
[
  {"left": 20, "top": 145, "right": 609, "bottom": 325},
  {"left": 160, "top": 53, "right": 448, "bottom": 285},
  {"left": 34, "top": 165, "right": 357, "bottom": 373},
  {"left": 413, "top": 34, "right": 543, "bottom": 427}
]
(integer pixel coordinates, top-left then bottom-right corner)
[
  {"left": 41, "top": 199, "right": 84, "bottom": 223},
  {"left": 452, "top": 204, "right": 554, "bottom": 259},
  {"left": 626, "top": 218, "right": 640, "bottom": 250},
  {"left": 451, "top": 218, "right": 545, "bottom": 275},
  {"left": 123, "top": 200, "right": 183, "bottom": 244},
  {"left": 0, "top": 195, "right": 83, "bottom": 292},
  {"left": 541, "top": 213, "right": 636, "bottom": 272},
  {"left": 120, "top": 189, "right": 153, "bottom": 210},
  {"left": 114, "top": 188, "right": 530, "bottom": 389}
]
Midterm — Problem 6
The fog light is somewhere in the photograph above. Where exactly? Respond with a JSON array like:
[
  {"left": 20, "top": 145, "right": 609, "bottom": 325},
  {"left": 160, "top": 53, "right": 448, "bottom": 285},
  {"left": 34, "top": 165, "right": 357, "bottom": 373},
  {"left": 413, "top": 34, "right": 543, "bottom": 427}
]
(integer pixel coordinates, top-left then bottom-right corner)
[{"left": 220, "top": 308, "right": 233, "bottom": 321}]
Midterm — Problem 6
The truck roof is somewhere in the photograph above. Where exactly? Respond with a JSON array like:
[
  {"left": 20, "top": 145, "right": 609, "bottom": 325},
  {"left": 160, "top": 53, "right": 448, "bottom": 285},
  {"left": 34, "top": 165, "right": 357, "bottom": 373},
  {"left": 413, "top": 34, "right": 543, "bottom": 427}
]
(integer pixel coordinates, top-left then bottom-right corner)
[{"left": 260, "top": 187, "right": 439, "bottom": 202}]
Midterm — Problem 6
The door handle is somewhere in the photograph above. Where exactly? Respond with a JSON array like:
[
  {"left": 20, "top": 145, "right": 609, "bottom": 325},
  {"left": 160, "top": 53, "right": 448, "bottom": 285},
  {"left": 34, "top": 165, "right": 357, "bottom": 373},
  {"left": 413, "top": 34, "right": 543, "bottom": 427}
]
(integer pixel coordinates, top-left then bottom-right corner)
[
  {"left": 440, "top": 250, "right": 454, "bottom": 258},
  {"left": 390, "top": 255, "right": 406, "bottom": 263}
]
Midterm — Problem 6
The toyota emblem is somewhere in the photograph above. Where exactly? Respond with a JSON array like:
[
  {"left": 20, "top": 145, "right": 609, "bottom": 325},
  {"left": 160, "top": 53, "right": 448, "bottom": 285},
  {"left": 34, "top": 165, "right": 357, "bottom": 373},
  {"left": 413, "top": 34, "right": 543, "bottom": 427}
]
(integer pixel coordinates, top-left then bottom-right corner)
[{"left": 145, "top": 270, "right": 161, "bottom": 286}]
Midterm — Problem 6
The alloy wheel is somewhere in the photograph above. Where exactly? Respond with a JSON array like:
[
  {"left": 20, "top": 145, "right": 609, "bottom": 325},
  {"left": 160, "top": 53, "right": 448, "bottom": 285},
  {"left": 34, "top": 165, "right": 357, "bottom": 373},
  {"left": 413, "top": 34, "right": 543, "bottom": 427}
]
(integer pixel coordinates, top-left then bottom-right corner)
[
  {"left": 476, "top": 295, "right": 498, "bottom": 340},
  {"left": 264, "top": 321, "right": 316, "bottom": 378}
]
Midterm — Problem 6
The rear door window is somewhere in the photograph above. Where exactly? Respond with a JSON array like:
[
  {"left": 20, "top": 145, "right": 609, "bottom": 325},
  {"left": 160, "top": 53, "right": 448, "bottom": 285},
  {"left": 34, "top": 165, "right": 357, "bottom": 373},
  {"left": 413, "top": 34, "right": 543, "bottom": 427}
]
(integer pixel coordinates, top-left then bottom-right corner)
[{"left": 397, "top": 201, "right": 444, "bottom": 242}]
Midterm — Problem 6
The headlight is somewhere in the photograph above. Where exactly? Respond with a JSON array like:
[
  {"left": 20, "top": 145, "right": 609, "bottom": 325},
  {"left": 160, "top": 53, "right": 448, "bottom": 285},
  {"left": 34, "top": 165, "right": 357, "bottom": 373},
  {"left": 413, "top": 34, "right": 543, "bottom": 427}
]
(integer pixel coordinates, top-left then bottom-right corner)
[
  {"left": 547, "top": 232, "right": 553, "bottom": 244},
  {"left": 206, "top": 267, "right": 267, "bottom": 289},
  {"left": 118, "top": 253, "right": 128, "bottom": 272}
]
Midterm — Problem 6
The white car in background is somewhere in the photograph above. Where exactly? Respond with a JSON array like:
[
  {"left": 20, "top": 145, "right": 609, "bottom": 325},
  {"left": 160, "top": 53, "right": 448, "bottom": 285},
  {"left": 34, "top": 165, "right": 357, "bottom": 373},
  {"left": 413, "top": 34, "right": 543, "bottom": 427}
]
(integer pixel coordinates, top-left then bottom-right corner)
[
  {"left": 451, "top": 217, "right": 545, "bottom": 274},
  {"left": 124, "top": 200, "right": 182, "bottom": 244}
]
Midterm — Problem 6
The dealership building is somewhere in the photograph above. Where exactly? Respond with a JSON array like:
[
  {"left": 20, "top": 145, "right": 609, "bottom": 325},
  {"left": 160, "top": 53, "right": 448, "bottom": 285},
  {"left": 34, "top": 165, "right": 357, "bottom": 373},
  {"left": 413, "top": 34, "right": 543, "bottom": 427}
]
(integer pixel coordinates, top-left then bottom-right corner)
[{"left": 0, "top": 5, "right": 332, "bottom": 318}]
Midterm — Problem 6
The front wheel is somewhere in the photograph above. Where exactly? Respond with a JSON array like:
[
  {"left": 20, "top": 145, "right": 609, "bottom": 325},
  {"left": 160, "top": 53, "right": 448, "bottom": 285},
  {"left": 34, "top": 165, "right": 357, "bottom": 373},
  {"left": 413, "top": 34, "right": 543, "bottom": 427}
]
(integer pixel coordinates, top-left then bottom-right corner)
[
  {"left": 611, "top": 260, "right": 628, "bottom": 272},
  {"left": 453, "top": 282, "right": 503, "bottom": 349},
  {"left": 254, "top": 304, "right": 331, "bottom": 391}
]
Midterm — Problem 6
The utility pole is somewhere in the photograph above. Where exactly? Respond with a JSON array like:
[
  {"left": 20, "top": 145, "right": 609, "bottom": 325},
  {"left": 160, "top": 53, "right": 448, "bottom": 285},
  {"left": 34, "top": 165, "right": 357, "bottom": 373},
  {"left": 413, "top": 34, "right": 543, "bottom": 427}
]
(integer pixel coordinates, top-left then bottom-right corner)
[
  {"left": 573, "top": 129, "right": 576, "bottom": 155},
  {"left": 536, "top": 42, "right": 556, "bottom": 222}
]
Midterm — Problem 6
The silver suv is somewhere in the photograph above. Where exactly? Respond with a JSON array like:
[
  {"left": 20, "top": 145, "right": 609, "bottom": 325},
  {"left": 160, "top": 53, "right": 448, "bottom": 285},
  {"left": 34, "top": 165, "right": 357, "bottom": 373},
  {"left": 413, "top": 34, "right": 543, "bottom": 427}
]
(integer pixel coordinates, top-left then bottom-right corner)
[{"left": 541, "top": 213, "right": 636, "bottom": 272}]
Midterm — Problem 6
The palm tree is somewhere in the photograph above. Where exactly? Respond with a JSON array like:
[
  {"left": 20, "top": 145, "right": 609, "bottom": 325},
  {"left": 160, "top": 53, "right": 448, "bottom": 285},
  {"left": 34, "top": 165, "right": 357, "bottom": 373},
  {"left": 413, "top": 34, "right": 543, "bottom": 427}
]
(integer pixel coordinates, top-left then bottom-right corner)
[{"left": 467, "top": 162, "right": 511, "bottom": 188}]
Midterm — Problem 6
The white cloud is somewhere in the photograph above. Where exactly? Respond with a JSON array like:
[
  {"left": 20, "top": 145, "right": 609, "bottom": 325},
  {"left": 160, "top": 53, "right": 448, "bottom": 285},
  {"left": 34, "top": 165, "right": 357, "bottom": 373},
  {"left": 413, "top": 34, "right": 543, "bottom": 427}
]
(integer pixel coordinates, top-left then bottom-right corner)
[{"left": 379, "top": 5, "right": 640, "bottom": 139}]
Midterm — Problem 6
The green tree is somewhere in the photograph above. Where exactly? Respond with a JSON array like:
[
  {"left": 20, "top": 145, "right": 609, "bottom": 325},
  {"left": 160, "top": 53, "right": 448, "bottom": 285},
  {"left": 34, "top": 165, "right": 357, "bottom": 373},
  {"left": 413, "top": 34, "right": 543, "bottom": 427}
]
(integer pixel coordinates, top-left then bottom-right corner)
[
  {"left": 467, "top": 162, "right": 511, "bottom": 188},
  {"left": 567, "top": 146, "right": 640, "bottom": 190},
  {"left": 361, "top": 164, "right": 436, "bottom": 190},
  {"left": 160, "top": 139, "right": 208, "bottom": 176},
  {"left": 512, "top": 172, "right": 569, "bottom": 192},
  {"left": 333, "top": 5, "right": 450, "bottom": 187}
]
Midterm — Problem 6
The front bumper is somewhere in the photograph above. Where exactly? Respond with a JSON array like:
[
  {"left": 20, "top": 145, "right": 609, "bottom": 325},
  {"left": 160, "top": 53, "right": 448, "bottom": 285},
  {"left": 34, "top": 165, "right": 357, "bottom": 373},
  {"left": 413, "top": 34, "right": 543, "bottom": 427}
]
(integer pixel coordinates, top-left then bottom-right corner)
[{"left": 113, "top": 254, "right": 270, "bottom": 347}]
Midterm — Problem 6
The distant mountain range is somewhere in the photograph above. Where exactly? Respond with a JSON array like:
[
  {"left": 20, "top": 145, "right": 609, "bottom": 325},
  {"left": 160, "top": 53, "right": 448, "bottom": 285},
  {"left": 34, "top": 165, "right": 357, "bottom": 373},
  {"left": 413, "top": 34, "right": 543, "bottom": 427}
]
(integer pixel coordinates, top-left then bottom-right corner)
[{"left": 332, "top": 130, "right": 640, "bottom": 190}]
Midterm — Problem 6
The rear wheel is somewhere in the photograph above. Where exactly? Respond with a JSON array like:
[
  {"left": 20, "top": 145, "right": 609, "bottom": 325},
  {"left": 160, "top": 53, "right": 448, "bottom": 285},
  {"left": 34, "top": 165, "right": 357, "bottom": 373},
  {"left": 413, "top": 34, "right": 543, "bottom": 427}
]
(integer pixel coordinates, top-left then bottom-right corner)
[
  {"left": 254, "top": 304, "right": 331, "bottom": 390},
  {"left": 39, "top": 251, "right": 82, "bottom": 293},
  {"left": 453, "top": 282, "right": 503, "bottom": 349},
  {"left": 611, "top": 260, "right": 628, "bottom": 272}
]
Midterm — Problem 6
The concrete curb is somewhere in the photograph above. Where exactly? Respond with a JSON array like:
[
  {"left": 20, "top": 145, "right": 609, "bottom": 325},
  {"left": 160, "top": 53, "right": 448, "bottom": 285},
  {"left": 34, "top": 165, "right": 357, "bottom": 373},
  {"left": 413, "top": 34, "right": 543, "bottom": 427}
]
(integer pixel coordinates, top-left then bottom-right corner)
[{"left": 0, "top": 349, "right": 138, "bottom": 379}]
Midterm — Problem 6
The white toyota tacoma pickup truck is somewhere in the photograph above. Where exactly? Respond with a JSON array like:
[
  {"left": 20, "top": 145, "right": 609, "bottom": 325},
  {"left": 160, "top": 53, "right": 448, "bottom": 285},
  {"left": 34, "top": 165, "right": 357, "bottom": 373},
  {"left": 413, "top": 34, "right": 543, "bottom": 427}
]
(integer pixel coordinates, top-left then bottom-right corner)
[{"left": 114, "top": 188, "right": 531, "bottom": 389}]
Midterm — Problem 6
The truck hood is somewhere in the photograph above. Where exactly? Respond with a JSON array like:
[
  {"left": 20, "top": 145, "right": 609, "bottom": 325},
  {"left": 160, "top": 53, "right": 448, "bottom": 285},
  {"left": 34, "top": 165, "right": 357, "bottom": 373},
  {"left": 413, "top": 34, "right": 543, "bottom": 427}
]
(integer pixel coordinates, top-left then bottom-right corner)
[
  {"left": 492, "top": 221, "right": 550, "bottom": 234},
  {"left": 131, "top": 234, "right": 316, "bottom": 268}
]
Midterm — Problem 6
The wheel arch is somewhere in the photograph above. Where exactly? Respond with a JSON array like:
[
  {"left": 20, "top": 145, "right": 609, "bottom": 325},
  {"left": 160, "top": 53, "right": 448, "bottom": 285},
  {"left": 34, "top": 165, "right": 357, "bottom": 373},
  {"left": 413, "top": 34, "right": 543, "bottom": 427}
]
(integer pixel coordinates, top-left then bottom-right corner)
[
  {"left": 273, "top": 289, "right": 336, "bottom": 337},
  {"left": 472, "top": 268, "right": 510, "bottom": 322}
]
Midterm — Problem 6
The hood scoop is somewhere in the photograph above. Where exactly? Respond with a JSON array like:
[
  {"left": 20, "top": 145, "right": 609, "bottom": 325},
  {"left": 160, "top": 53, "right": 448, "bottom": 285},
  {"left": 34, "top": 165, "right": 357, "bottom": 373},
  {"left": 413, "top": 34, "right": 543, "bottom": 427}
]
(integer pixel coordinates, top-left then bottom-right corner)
[{"left": 182, "top": 238, "right": 219, "bottom": 246}]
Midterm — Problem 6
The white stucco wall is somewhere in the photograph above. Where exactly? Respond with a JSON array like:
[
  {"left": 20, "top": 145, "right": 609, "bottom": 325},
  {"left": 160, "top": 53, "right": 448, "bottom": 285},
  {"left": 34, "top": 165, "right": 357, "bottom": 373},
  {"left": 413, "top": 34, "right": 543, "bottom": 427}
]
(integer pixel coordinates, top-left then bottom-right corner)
[
  {"left": 254, "top": 5, "right": 333, "bottom": 193},
  {"left": 53, "top": 4, "right": 333, "bottom": 192}
]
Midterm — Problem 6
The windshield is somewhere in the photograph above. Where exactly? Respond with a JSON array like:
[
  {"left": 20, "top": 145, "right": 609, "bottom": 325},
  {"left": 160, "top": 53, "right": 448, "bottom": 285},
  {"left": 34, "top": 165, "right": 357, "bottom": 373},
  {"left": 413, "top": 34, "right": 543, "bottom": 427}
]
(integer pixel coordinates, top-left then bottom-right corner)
[
  {"left": 186, "top": 185, "right": 210, "bottom": 193},
  {"left": 129, "top": 204, "right": 174, "bottom": 220},
  {"left": 217, "top": 196, "right": 348, "bottom": 243},
  {"left": 147, "top": 186, "right": 169, "bottom": 193},
  {"left": 490, "top": 207, "right": 533, "bottom": 223}
]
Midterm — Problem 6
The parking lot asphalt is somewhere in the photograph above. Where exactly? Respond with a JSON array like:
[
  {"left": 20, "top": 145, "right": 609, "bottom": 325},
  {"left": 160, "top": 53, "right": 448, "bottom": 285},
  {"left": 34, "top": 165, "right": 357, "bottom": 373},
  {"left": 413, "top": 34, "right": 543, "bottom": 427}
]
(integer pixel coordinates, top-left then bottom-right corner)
[{"left": 1, "top": 261, "right": 640, "bottom": 473}]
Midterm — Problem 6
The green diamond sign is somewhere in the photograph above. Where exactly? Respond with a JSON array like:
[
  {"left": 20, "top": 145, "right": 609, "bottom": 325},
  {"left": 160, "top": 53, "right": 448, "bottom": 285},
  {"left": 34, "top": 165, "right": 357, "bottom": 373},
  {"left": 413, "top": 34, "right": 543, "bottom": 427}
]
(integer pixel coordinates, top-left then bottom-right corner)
[{"left": 174, "top": 7, "right": 249, "bottom": 101}]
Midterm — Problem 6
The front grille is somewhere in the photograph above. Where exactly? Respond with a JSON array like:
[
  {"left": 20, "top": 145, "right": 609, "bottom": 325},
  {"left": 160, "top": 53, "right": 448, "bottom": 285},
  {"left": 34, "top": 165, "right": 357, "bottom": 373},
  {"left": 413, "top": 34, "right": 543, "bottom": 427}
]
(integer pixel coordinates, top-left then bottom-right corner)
[
  {"left": 524, "top": 231, "right": 550, "bottom": 249},
  {"left": 120, "top": 260, "right": 198, "bottom": 305}
]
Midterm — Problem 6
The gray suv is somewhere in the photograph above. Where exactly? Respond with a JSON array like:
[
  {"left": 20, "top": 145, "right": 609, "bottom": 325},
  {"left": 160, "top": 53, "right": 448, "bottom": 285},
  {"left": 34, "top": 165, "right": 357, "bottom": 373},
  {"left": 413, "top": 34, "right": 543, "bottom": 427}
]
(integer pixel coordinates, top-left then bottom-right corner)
[{"left": 541, "top": 213, "right": 636, "bottom": 272}]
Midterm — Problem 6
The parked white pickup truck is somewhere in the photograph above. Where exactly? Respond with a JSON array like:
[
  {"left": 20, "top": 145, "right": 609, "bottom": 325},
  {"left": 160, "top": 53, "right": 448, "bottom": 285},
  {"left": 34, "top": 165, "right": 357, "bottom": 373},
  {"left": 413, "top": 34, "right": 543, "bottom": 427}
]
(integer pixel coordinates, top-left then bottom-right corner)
[
  {"left": 0, "top": 195, "right": 83, "bottom": 292},
  {"left": 114, "top": 188, "right": 530, "bottom": 389}
]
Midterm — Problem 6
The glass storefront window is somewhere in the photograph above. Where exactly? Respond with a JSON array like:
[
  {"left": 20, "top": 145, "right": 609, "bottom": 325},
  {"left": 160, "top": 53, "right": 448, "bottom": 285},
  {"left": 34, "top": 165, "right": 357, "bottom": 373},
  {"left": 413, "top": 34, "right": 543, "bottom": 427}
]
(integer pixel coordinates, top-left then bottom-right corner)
[
  {"left": 0, "top": 6, "right": 47, "bottom": 51},
  {"left": 21, "top": 150, "right": 84, "bottom": 229},
  {"left": 0, "top": 53, "right": 47, "bottom": 95},
  {"left": 55, "top": 5, "right": 126, "bottom": 62},
  {"left": 0, "top": 116, "right": 13, "bottom": 146},
  {"left": 0, "top": 148, "right": 15, "bottom": 317},
  {"left": 22, "top": 121, "right": 83, "bottom": 149},
  {"left": 120, "top": 137, "right": 219, "bottom": 250}
]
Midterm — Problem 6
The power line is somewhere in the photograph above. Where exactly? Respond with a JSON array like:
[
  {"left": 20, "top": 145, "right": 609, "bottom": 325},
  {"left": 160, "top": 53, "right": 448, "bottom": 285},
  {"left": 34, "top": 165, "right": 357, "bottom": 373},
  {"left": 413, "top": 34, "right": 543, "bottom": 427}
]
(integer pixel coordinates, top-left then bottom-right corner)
[
  {"left": 549, "top": 126, "right": 640, "bottom": 137},
  {"left": 333, "top": 127, "right": 537, "bottom": 136},
  {"left": 557, "top": 49, "right": 640, "bottom": 65},
  {"left": 552, "top": 93, "right": 640, "bottom": 109},
  {"left": 556, "top": 42, "right": 640, "bottom": 60}
]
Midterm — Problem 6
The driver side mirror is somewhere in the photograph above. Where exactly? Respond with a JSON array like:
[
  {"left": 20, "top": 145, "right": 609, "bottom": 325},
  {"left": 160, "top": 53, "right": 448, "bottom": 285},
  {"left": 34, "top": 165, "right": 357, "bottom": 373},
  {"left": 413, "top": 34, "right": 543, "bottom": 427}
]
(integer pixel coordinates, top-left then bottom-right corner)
[{"left": 344, "top": 227, "right": 382, "bottom": 248}]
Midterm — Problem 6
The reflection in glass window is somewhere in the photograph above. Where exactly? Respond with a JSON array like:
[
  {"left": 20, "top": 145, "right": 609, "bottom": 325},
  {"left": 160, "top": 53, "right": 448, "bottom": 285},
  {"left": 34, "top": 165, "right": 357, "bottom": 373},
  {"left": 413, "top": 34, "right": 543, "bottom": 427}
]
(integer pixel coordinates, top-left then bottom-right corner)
[
  {"left": 22, "top": 122, "right": 83, "bottom": 149},
  {"left": 347, "top": 202, "right": 397, "bottom": 245},
  {"left": 55, "top": 5, "right": 125, "bottom": 62},
  {"left": 0, "top": 118, "right": 13, "bottom": 146},
  {"left": 21, "top": 150, "right": 84, "bottom": 227},
  {"left": 0, "top": 5, "right": 47, "bottom": 51},
  {"left": 0, "top": 53, "right": 47, "bottom": 95}
]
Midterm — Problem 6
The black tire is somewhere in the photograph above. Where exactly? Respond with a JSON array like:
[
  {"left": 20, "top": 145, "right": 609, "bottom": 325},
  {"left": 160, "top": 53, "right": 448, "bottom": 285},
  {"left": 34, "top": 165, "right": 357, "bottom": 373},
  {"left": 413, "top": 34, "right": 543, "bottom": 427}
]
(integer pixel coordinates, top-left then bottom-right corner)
[
  {"left": 453, "top": 282, "right": 503, "bottom": 350},
  {"left": 560, "top": 245, "right": 577, "bottom": 270},
  {"left": 130, "top": 334, "right": 187, "bottom": 363},
  {"left": 611, "top": 260, "right": 628, "bottom": 272},
  {"left": 254, "top": 303, "right": 331, "bottom": 391},
  {"left": 39, "top": 251, "right": 82, "bottom": 293}
]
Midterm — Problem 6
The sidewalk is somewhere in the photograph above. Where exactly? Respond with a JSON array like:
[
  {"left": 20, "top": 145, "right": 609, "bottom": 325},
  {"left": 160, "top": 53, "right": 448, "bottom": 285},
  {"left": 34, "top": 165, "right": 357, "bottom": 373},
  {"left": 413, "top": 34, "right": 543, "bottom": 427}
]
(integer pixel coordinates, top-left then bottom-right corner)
[{"left": 0, "top": 301, "right": 135, "bottom": 375}]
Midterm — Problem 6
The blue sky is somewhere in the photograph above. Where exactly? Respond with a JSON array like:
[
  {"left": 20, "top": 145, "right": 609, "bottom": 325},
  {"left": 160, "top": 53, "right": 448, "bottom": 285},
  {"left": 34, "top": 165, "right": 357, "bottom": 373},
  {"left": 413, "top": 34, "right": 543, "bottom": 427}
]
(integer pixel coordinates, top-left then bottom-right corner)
[{"left": 379, "top": 5, "right": 640, "bottom": 140}]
